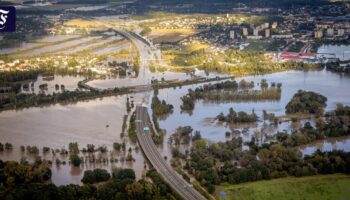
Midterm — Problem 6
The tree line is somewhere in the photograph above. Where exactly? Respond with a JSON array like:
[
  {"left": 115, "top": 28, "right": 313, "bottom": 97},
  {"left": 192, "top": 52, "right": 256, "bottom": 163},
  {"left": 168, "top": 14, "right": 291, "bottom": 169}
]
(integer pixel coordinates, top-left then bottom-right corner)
[
  {"left": 181, "top": 79, "right": 281, "bottom": 111},
  {"left": 180, "top": 137, "right": 350, "bottom": 194},
  {"left": 0, "top": 160, "right": 177, "bottom": 200},
  {"left": 217, "top": 108, "right": 258, "bottom": 123}
]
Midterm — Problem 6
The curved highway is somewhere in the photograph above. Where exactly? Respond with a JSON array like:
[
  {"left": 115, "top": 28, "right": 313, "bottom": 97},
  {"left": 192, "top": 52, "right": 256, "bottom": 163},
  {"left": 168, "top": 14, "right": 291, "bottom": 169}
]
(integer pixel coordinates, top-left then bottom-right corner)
[{"left": 136, "top": 106, "right": 206, "bottom": 200}]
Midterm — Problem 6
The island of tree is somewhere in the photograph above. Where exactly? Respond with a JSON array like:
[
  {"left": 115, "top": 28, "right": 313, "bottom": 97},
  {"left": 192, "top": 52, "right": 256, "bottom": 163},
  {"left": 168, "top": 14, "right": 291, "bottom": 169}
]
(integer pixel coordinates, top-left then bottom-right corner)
[
  {"left": 216, "top": 108, "right": 258, "bottom": 123},
  {"left": 285, "top": 90, "right": 327, "bottom": 115}
]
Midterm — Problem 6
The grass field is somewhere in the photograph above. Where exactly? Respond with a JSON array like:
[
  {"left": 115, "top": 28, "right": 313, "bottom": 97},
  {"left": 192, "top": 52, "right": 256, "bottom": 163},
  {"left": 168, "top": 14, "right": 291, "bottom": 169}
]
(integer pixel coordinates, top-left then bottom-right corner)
[
  {"left": 149, "top": 29, "right": 201, "bottom": 43},
  {"left": 215, "top": 174, "right": 350, "bottom": 200},
  {"left": 64, "top": 19, "right": 100, "bottom": 28}
]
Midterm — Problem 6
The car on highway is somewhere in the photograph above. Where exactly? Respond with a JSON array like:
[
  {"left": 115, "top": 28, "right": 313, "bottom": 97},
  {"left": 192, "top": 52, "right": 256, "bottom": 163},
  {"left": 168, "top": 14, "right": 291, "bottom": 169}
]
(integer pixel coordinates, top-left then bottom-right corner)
[{"left": 143, "top": 127, "right": 150, "bottom": 133}]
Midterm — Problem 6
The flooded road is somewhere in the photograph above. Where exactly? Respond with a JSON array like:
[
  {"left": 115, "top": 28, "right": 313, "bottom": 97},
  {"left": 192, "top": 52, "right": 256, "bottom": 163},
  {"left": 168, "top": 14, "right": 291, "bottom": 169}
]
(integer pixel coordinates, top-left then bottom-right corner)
[{"left": 1, "top": 68, "right": 350, "bottom": 185}]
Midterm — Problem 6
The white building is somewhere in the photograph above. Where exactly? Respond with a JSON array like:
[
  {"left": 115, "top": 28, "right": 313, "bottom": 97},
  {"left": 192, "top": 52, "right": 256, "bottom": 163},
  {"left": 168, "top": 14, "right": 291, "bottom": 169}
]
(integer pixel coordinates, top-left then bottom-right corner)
[
  {"left": 272, "top": 22, "right": 278, "bottom": 29},
  {"left": 264, "top": 22, "right": 269, "bottom": 29},
  {"left": 247, "top": 35, "right": 263, "bottom": 40},
  {"left": 338, "top": 29, "right": 345, "bottom": 36},
  {"left": 253, "top": 28, "right": 259, "bottom": 36},
  {"left": 327, "top": 28, "right": 334, "bottom": 36},
  {"left": 271, "top": 34, "right": 293, "bottom": 39},
  {"left": 230, "top": 30, "right": 235, "bottom": 39}
]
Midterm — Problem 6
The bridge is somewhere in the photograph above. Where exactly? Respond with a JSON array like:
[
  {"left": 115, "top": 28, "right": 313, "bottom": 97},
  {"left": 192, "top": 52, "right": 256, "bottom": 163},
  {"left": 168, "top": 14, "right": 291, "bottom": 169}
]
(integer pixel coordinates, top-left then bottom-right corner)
[{"left": 136, "top": 106, "right": 206, "bottom": 200}]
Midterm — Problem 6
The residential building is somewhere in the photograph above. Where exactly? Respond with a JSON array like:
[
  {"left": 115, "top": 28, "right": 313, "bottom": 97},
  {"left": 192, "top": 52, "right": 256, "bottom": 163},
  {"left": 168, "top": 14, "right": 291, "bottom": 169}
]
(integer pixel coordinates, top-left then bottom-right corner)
[
  {"left": 230, "top": 30, "right": 235, "bottom": 39},
  {"left": 243, "top": 27, "right": 248, "bottom": 37},
  {"left": 253, "top": 28, "right": 259, "bottom": 36},
  {"left": 272, "top": 22, "right": 278, "bottom": 29},
  {"left": 327, "top": 28, "right": 334, "bottom": 36},
  {"left": 265, "top": 29, "right": 270, "bottom": 38},
  {"left": 338, "top": 29, "right": 345, "bottom": 36},
  {"left": 264, "top": 22, "right": 269, "bottom": 29},
  {"left": 315, "top": 30, "right": 323, "bottom": 38}
]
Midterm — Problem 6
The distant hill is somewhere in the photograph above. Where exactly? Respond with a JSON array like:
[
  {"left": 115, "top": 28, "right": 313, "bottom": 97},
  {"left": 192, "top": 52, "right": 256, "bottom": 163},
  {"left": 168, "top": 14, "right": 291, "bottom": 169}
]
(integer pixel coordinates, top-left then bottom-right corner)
[{"left": 132, "top": 0, "right": 332, "bottom": 14}]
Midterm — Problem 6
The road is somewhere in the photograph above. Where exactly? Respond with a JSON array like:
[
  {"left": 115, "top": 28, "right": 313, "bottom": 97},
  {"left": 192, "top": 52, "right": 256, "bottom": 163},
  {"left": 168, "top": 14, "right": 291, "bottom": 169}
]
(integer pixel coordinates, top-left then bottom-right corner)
[{"left": 136, "top": 106, "right": 206, "bottom": 200}]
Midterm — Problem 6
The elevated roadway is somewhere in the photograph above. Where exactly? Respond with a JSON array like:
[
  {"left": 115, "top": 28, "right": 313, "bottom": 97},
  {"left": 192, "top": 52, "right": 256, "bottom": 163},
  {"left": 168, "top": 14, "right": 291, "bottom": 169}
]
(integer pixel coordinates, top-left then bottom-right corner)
[{"left": 136, "top": 106, "right": 206, "bottom": 200}]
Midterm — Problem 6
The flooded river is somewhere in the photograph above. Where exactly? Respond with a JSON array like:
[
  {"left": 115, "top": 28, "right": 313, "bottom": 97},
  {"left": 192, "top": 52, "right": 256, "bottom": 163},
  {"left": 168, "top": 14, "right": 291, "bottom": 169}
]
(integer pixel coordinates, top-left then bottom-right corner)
[
  {"left": 0, "top": 94, "right": 147, "bottom": 185},
  {"left": 152, "top": 69, "right": 350, "bottom": 148},
  {"left": 1, "top": 69, "right": 350, "bottom": 185},
  {"left": 1, "top": 68, "right": 350, "bottom": 185}
]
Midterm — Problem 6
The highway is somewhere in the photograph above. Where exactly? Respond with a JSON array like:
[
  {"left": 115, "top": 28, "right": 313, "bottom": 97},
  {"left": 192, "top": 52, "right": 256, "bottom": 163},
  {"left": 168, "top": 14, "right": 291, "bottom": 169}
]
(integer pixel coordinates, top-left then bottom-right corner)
[{"left": 136, "top": 106, "right": 206, "bottom": 200}]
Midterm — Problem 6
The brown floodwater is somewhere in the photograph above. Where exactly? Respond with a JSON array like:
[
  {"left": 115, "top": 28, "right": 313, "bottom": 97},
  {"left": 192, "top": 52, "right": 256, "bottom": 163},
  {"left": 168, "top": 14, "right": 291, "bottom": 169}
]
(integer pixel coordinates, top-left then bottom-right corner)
[
  {"left": 0, "top": 93, "right": 148, "bottom": 185},
  {"left": 20, "top": 74, "right": 85, "bottom": 94},
  {"left": 1, "top": 43, "right": 350, "bottom": 185}
]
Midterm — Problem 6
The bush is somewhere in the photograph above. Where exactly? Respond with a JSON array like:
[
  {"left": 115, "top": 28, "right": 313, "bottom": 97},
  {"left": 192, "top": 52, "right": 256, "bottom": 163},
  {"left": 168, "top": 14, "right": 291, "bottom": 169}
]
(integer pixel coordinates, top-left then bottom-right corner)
[
  {"left": 81, "top": 169, "right": 111, "bottom": 184},
  {"left": 70, "top": 154, "right": 81, "bottom": 167},
  {"left": 112, "top": 168, "right": 136, "bottom": 181}
]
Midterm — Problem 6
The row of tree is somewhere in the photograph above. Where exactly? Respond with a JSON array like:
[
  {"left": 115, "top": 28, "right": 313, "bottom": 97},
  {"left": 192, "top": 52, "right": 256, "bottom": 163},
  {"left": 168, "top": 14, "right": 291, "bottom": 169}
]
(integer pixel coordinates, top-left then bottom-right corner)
[
  {"left": 180, "top": 79, "right": 281, "bottom": 111},
  {"left": 183, "top": 136, "right": 350, "bottom": 193},
  {"left": 217, "top": 108, "right": 258, "bottom": 123},
  {"left": 0, "top": 160, "right": 176, "bottom": 200}
]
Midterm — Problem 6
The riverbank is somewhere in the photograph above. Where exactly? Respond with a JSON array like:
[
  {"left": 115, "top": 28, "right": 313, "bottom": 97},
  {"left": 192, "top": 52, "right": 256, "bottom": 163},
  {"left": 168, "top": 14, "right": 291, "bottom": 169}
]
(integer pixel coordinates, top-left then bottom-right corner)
[{"left": 0, "top": 76, "right": 233, "bottom": 112}]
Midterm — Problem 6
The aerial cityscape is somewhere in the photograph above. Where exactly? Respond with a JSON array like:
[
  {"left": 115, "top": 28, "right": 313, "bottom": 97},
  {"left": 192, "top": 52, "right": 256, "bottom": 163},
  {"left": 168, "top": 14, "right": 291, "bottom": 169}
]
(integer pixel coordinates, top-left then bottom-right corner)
[{"left": 0, "top": 0, "right": 350, "bottom": 199}]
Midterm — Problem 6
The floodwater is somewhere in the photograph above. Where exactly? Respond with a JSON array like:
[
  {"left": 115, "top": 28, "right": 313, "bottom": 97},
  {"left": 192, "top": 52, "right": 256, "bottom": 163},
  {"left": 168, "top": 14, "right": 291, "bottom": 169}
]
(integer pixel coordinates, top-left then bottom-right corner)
[
  {"left": 87, "top": 69, "right": 224, "bottom": 89},
  {"left": 57, "top": 36, "right": 123, "bottom": 55},
  {"left": 21, "top": 36, "right": 102, "bottom": 56},
  {"left": 317, "top": 44, "right": 350, "bottom": 60},
  {"left": 1, "top": 41, "right": 350, "bottom": 186},
  {"left": 301, "top": 136, "right": 350, "bottom": 156},
  {"left": 91, "top": 39, "right": 131, "bottom": 55},
  {"left": 0, "top": 94, "right": 147, "bottom": 185},
  {"left": 152, "top": 69, "right": 350, "bottom": 148},
  {"left": 1, "top": 69, "right": 350, "bottom": 185},
  {"left": 0, "top": 35, "right": 80, "bottom": 55},
  {"left": 20, "top": 74, "right": 85, "bottom": 95},
  {"left": 0, "top": 42, "right": 39, "bottom": 55}
]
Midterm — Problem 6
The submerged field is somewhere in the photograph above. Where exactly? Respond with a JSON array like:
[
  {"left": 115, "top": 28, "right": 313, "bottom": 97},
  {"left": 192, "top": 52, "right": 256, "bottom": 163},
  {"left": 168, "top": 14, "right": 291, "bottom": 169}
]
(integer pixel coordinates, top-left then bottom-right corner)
[{"left": 216, "top": 174, "right": 350, "bottom": 200}]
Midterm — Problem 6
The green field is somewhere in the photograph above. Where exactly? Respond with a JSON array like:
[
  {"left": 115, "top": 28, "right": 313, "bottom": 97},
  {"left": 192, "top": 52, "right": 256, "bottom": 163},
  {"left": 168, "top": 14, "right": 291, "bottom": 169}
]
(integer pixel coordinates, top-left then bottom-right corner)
[{"left": 216, "top": 174, "right": 350, "bottom": 200}]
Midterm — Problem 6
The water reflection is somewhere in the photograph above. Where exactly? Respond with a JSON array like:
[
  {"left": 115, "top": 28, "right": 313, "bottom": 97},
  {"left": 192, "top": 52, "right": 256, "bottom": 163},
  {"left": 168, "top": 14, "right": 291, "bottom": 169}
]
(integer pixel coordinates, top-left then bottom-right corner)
[
  {"left": 152, "top": 70, "right": 350, "bottom": 150},
  {"left": 20, "top": 74, "right": 85, "bottom": 95},
  {"left": 0, "top": 93, "right": 148, "bottom": 185},
  {"left": 301, "top": 136, "right": 350, "bottom": 156},
  {"left": 1, "top": 69, "right": 350, "bottom": 185}
]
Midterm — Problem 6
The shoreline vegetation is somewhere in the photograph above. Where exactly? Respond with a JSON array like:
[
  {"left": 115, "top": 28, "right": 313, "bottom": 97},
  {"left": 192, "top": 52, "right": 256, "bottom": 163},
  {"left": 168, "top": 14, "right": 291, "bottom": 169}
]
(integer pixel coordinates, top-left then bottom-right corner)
[
  {"left": 0, "top": 159, "right": 179, "bottom": 200},
  {"left": 180, "top": 79, "right": 282, "bottom": 111},
  {"left": 165, "top": 46, "right": 322, "bottom": 76},
  {"left": 168, "top": 88, "right": 350, "bottom": 194},
  {"left": 0, "top": 76, "right": 232, "bottom": 112},
  {"left": 272, "top": 103, "right": 350, "bottom": 148},
  {"left": 0, "top": 141, "right": 133, "bottom": 166}
]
